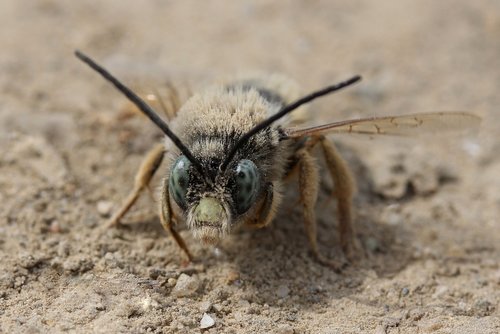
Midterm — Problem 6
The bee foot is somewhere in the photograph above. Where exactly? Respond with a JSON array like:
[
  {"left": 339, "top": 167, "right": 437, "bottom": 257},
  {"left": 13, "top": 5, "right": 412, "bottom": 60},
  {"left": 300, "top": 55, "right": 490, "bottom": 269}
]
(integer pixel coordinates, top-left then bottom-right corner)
[
  {"left": 342, "top": 238, "right": 365, "bottom": 263},
  {"left": 314, "top": 253, "right": 348, "bottom": 272}
]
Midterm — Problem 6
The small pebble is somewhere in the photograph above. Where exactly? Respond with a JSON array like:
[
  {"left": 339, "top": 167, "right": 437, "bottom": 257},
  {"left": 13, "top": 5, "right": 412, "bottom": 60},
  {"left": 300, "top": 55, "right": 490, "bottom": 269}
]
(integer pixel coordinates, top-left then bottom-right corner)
[
  {"left": 57, "top": 241, "right": 71, "bottom": 257},
  {"left": 276, "top": 285, "right": 290, "bottom": 298},
  {"left": 401, "top": 287, "right": 409, "bottom": 296},
  {"left": 97, "top": 200, "right": 113, "bottom": 217},
  {"left": 166, "top": 277, "right": 177, "bottom": 287},
  {"left": 199, "top": 301, "right": 212, "bottom": 313},
  {"left": 213, "top": 247, "right": 224, "bottom": 258},
  {"left": 432, "top": 285, "right": 449, "bottom": 299},
  {"left": 49, "top": 220, "right": 62, "bottom": 233},
  {"left": 212, "top": 303, "right": 224, "bottom": 313},
  {"left": 374, "top": 325, "right": 386, "bottom": 334},
  {"left": 18, "top": 255, "right": 40, "bottom": 269},
  {"left": 95, "top": 303, "right": 106, "bottom": 311},
  {"left": 383, "top": 316, "right": 401, "bottom": 328},
  {"left": 171, "top": 273, "right": 199, "bottom": 297},
  {"left": 200, "top": 313, "right": 215, "bottom": 329},
  {"left": 276, "top": 324, "right": 294, "bottom": 334},
  {"left": 62, "top": 256, "right": 94, "bottom": 274},
  {"left": 141, "top": 296, "right": 160, "bottom": 311},
  {"left": 225, "top": 270, "right": 240, "bottom": 285},
  {"left": 474, "top": 299, "right": 494, "bottom": 316}
]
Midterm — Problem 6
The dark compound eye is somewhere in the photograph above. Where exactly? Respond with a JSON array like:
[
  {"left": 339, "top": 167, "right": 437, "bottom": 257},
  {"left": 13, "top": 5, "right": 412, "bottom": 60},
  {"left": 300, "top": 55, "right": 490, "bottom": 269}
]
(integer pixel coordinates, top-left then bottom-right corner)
[
  {"left": 169, "top": 155, "right": 191, "bottom": 209},
  {"left": 233, "top": 159, "right": 260, "bottom": 214}
]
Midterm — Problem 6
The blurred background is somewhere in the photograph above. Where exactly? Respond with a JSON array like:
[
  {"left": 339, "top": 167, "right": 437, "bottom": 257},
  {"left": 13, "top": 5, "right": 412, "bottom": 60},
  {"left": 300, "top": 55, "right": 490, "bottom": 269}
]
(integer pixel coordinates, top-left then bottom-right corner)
[{"left": 1, "top": 1, "right": 498, "bottom": 332}]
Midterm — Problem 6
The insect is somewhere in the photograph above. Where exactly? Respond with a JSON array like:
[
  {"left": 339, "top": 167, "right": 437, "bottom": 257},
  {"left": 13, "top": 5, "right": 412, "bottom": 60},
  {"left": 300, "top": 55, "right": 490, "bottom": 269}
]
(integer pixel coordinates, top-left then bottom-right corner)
[{"left": 75, "top": 50, "right": 480, "bottom": 270}]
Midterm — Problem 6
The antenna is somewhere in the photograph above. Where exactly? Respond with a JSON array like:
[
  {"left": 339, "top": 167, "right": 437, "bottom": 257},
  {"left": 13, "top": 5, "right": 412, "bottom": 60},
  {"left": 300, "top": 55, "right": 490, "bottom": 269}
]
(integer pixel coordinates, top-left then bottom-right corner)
[
  {"left": 75, "top": 50, "right": 205, "bottom": 176},
  {"left": 220, "top": 75, "right": 362, "bottom": 171}
]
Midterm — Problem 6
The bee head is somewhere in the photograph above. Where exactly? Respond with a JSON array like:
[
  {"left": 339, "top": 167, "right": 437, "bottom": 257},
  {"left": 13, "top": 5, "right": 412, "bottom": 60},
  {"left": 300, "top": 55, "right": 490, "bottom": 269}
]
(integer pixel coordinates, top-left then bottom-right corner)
[{"left": 168, "top": 152, "right": 262, "bottom": 243}]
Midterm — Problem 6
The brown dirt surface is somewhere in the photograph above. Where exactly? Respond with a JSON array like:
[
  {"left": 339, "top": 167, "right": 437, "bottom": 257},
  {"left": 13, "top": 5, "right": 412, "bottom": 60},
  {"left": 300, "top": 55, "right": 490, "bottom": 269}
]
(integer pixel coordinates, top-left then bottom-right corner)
[{"left": 1, "top": 1, "right": 499, "bottom": 333}]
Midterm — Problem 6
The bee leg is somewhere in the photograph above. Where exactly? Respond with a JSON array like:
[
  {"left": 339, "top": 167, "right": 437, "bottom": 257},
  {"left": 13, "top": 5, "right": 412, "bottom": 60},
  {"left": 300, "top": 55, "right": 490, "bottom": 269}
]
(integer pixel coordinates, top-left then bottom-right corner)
[
  {"left": 317, "top": 136, "right": 361, "bottom": 262},
  {"left": 160, "top": 177, "right": 193, "bottom": 262},
  {"left": 297, "top": 148, "right": 345, "bottom": 271},
  {"left": 247, "top": 182, "right": 282, "bottom": 228},
  {"left": 106, "top": 143, "right": 165, "bottom": 227}
]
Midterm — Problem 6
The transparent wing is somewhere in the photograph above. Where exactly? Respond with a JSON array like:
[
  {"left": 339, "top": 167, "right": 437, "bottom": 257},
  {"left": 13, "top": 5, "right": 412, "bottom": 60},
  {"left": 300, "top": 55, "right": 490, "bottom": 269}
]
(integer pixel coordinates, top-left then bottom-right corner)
[{"left": 285, "top": 112, "right": 481, "bottom": 138}]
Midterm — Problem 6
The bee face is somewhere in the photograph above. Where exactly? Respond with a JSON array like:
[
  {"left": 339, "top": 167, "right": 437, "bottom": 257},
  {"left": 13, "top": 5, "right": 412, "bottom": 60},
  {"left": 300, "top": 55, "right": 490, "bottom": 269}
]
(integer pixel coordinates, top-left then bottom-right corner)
[{"left": 168, "top": 154, "right": 262, "bottom": 244}]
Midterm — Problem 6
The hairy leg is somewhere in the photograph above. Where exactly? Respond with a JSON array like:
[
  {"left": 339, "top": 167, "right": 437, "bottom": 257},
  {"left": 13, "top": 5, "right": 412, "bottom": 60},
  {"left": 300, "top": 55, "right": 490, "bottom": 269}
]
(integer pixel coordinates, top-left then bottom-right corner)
[
  {"left": 107, "top": 143, "right": 165, "bottom": 227},
  {"left": 297, "top": 148, "right": 344, "bottom": 271},
  {"left": 160, "top": 177, "right": 193, "bottom": 261},
  {"left": 318, "top": 136, "right": 359, "bottom": 260},
  {"left": 245, "top": 182, "right": 283, "bottom": 228}
]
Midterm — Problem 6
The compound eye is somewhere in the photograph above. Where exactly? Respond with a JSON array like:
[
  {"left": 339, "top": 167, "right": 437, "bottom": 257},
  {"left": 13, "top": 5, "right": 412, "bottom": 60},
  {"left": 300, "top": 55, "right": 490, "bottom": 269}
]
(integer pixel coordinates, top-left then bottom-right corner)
[
  {"left": 233, "top": 159, "right": 260, "bottom": 214},
  {"left": 169, "top": 155, "right": 191, "bottom": 209}
]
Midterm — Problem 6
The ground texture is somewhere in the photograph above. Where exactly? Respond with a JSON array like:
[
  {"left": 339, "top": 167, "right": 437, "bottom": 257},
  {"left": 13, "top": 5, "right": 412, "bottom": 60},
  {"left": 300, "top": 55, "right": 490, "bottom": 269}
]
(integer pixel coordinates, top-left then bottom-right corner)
[{"left": 0, "top": 1, "right": 499, "bottom": 333}]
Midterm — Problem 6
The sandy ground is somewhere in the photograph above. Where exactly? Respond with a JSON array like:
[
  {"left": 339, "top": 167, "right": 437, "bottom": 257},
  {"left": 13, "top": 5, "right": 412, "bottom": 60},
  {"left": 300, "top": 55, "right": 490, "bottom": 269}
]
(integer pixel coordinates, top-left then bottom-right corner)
[{"left": 1, "top": 1, "right": 499, "bottom": 333}]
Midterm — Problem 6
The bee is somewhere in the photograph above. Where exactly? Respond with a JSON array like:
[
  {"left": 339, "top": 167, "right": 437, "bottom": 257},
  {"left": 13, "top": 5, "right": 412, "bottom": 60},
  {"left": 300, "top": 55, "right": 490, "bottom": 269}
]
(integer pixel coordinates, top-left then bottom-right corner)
[{"left": 75, "top": 51, "right": 480, "bottom": 270}]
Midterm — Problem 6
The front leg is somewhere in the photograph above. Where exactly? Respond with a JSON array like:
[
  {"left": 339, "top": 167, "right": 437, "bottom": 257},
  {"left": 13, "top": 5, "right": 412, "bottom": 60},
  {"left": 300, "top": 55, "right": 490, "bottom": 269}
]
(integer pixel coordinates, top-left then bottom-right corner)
[
  {"left": 107, "top": 143, "right": 165, "bottom": 227},
  {"left": 297, "top": 148, "right": 345, "bottom": 271},
  {"left": 160, "top": 177, "right": 193, "bottom": 262},
  {"left": 245, "top": 182, "right": 283, "bottom": 228}
]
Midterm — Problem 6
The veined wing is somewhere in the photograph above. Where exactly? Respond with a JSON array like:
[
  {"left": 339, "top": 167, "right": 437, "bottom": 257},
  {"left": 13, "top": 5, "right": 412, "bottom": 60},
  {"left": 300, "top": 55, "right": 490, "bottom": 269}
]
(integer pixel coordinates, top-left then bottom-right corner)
[{"left": 285, "top": 112, "right": 481, "bottom": 138}]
